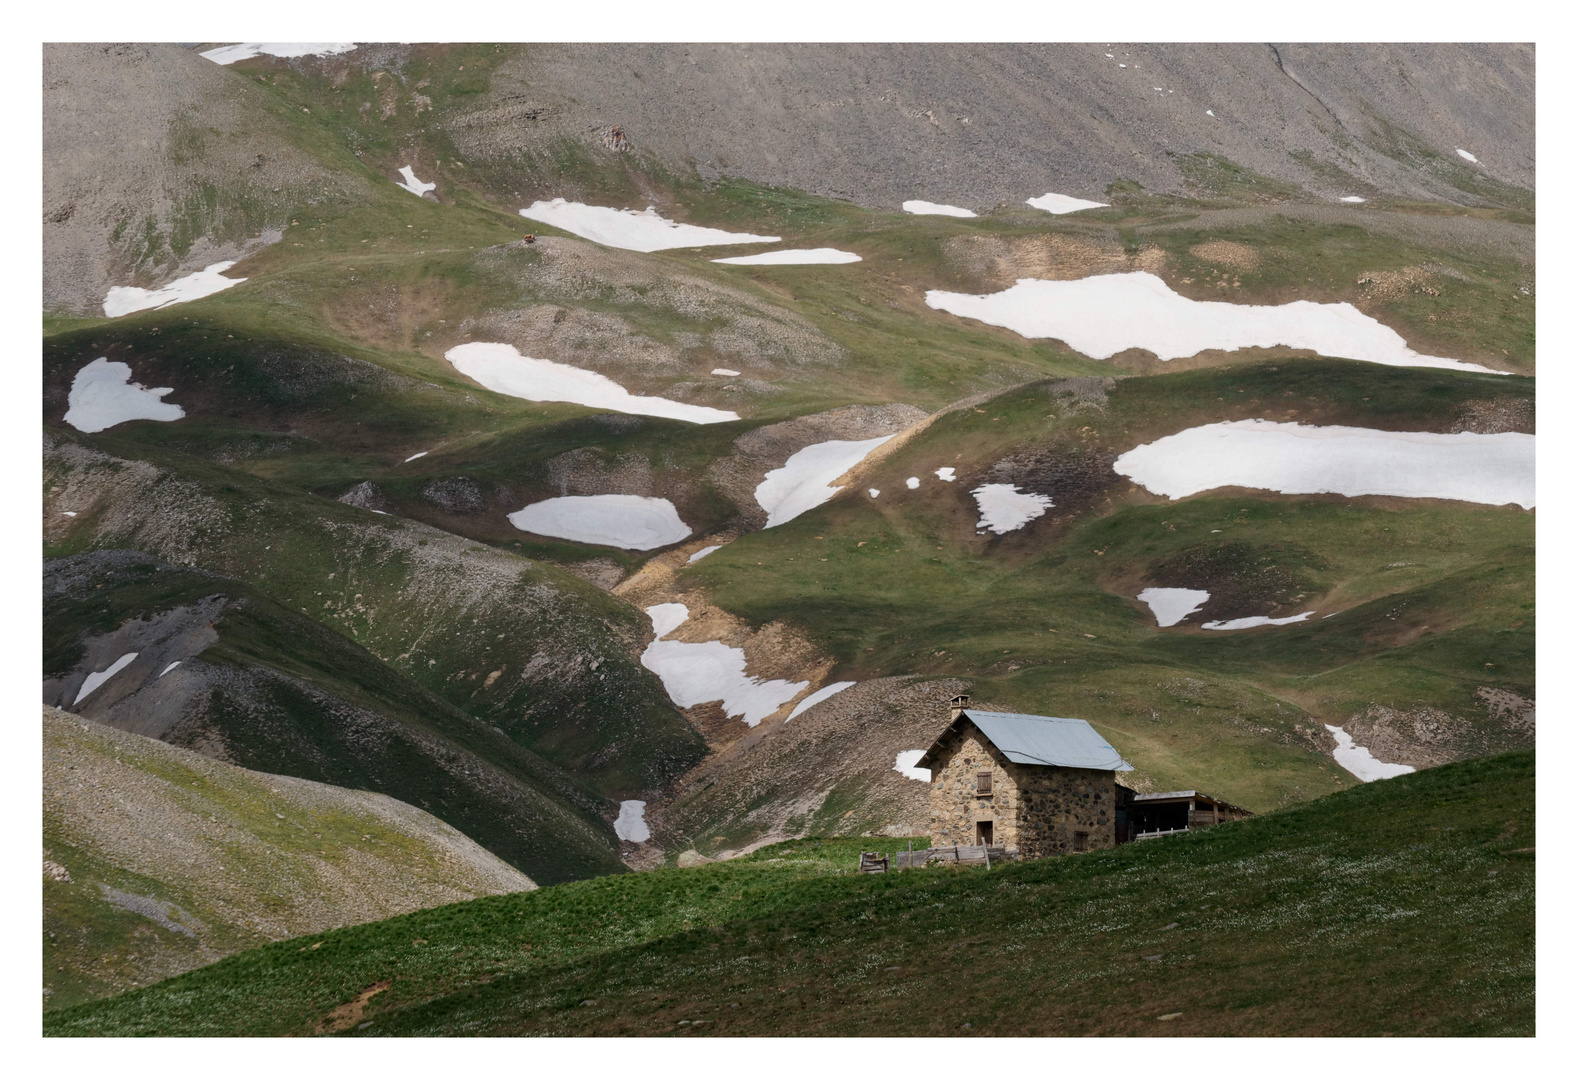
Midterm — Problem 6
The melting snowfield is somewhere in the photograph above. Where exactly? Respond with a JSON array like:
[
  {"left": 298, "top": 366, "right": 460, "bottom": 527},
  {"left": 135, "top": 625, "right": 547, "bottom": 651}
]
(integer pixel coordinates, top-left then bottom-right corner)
[
  {"left": 446, "top": 342, "right": 738, "bottom": 424},
  {"left": 756, "top": 436, "right": 896, "bottom": 528},
  {"left": 1115, "top": 420, "right": 1535, "bottom": 508},
  {"left": 1027, "top": 192, "right": 1109, "bottom": 215},
  {"left": 104, "top": 262, "right": 245, "bottom": 317},
  {"left": 640, "top": 605, "right": 807, "bottom": 727},
  {"left": 199, "top": 43, "right": 357, "bottom": 65},
  {"left": 971, "top": 484, "right": 1054, "bottom": 534},
  {"left": 1202, "top": 611, "right": 1313, "bottom": 631},
  {"left": 787, "top": 681, "right": 856, "bottom": 720},
  {"left": 64, "top": 358, "right": 185, "bottom": 433},
  {"left": 508, "top": 495, "right": 690, "bottom": 550},
  {"left": 1326, "top": 725, "right": 1415, "bottom": 782},
  {"left": 519, "top": 199, "right": 779, "bottom": 252},
  {"left": 893, "top": 750, "right": 932, "bottom": 782},
  {"left": 396, "top": 166, "right": 435, "bottom": 197},
  {"left": 713, "top": 248, "right": 861, "bottom": 265},
  {"left": 1138, "top": 587, "right": 1210, "bottom": 627},
  {"left": 924, "top": 271, "right": 1504, "bottom": 374},
  {"left": 614, "top": 800, "right": 651, "bottom": 843},
  {"left": 74, "top": 653, "right": 138, "bottom": 706},
  {"left": 902, "top": 200, "right": 977, "bottom": 218}
]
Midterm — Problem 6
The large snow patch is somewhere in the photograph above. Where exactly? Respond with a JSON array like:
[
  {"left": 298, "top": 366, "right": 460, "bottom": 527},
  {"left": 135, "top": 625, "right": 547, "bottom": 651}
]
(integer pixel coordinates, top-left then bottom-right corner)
[
  {"left": 713, "top": 248, "right": 861, "bottom": 265},
  {"left": 446, "top": 342, "right": 737, "bottom": 424},
  {"left": 64, "top": 358, "right": 185, "bottom": 433},
  {"left": 1027, "top": 192, "right": 1109, "bottom": 215},
  {"left": 508, "top": 495, "right": 690, "bottom": 550},
  {"left": 925, "top": 271, "right": 1505, "bottom": 374},
  {"left": 971, "top": 483, "right": 1054, "bottom": 534},
  {"left": 639, "top": 605, "right": 807, "bottom": 727},
  {"left": 104, "top": 262, "right": 244, "bottom": 317},
  {"left": 614, "top": 800, "right": 650, "bottom": 842},
  {"left": 1138, "top": 587, "right": 1210, "bottom": 627},
  {"left": 74, "top": 653, "right": 138, "bottom": 706},
  {"left": 755, "top": 436, "right": 896, "bottom": 528},
  {"left": 1114, "top": 420, "right": 1534, "bottom": 508},
  {"left": 1326, "top": 725, "right": 1415, "bottom": 782},
  {"left": 902, "top": 200, "right": 977, "bottom": 218},
  {"left": 519, "top": 199, "right": 779, "bottom": 252},
  {"left": 199, "top": 43, "right": 357, "bottom": 65},
  {"left": 396, "top": 166, "right": 435, "bottom": 197}
]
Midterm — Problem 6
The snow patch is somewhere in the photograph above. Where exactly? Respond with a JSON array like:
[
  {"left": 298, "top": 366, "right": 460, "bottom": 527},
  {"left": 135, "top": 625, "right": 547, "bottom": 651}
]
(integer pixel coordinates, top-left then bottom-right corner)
[
  {"left": 906, "top": 476, "right": 920, "bottom": 490},
  {"left": 1456, "top": 148, "right": 1480, "bottom": 164},
  {"left": 104, "top": 261, "right": 244, "bottom": 317},
  {"left": 614, "top": 800, "right": 650, "bottom": 843},
  {"left": 755, "top": 436, "right": 896, "bottom": 528},
  {"left": 62, "top": 511, "right": 77, "bottom": 517},
  {"left": 787, "top": 681, "right": 856, "bottom": 720},
  {"left": 711, "top": 368, "right": 741, "bottom": 377},
  {"left": 934, "top": 467, "right": 956, "bottom": 482},
  {"left": 519, "top": 199, "right": 779, "bottom": 252},
  {"left": 1326, "top": 725, "right": 1415, "bottom": 782},
  {"left": 1340, "top": 196, "right": 1367, "bottom": 203},
  {"left": 924, "top": 271, "right": 1505, "bottom": 374},
  {"left": 396, "top": 166, "right": 435, "bottom": 198},
  {"left": 402, "top": 451, "right": 429, "bottom": 463},
  {"left": 1027, "top": 192, "right": 1109, "bottom": 215},
  {"left": 640, "top": 605, "right": 807, "bottom": 727},
  {"left": 508, "top": 495, "right": 691, "bottom": 550},
  {"left": 75, "top": 653, "right": 138, "bottom": 706},
  {"left": 687, "top": 545, "right": 723, "bottom": 564},
  {"left": 158, "top": 661, "right": 182, "bottom": 678},
  {"left": 893, "top": 750, "right": 932, "bottom": 782},
  {"left": 446, "top": 342, "right": 737, "bottom": 424},
  {"left": 713, "top": 248, "right": 861, "bottom": 265},
  {"left": 1114, "top": 420, "right": 1534, "bottom": 508},
  {"left": 902, "top": 200, "right": 977, "bottom": 218},
  {"left": 1138, "top": 587, "right": 1210, "bottom": 627},
  {"left": 868, "top": 488, "right": 880, "bottom": 498},
  {"left": 1202, "top": 611, "right": 1313, "bottom": 631},
  {"left": 199, "top": 43, "right": 357, "bottom": 65},
  {"left": 971, "top": 484, "right": 1054, "bottom": 534},
  {"left": 64, "top": 358, "right": 185, "bottom": 433}
]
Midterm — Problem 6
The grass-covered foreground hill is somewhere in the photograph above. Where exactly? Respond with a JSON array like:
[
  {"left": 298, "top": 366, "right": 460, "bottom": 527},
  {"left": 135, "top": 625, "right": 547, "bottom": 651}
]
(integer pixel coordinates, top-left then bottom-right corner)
[
  {"left": 44, "top": 706, "right": 532, "bottom": 1011},
  {"left": 46, "top": 752, "right": 1533, "bottom": 1037}
]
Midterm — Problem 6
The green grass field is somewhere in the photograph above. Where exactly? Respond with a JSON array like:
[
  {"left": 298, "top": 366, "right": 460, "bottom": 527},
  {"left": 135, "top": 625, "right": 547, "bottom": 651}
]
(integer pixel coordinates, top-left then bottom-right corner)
[{"left": 45, "top": 751, "right": 1533, "bottom": 1036}]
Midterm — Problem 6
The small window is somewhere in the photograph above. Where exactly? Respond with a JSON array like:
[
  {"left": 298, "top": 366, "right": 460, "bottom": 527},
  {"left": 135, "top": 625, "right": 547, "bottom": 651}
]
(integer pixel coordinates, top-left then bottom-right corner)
[
  {"left": 1072, "top": 831, "right": 1090, "bottom": 852},
  {"left": 976, "top": 771, "right": 993, "bottom": 795}
]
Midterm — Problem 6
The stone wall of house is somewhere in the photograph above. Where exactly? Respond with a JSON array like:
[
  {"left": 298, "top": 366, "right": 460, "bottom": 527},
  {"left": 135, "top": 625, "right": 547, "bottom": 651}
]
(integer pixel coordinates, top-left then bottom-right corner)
[{"left": 927, "top": 718, "right": 1116, "bottom": 858}]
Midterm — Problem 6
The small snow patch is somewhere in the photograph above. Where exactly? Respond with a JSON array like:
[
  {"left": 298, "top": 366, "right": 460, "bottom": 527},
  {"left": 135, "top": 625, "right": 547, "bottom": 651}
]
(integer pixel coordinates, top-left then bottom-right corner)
[
  {"left": 446, "top": 342, "right": 737, "bottom": 424},
  {"left": 926, "top": 271, "right": 1504, "bottom": 374},
  {"left": 711, "top": 368, "right": 740, "bottom": 377},
  {"left": 199, "top": 43, "right": 357, "bottom": 65},
  {"left": 1114, "top": 420, "right": 1534, "bottom": 508},
  {"left": 1206, "top": 109, "right": 1215, "bottom": 117},
  {"left": 1138, "top": 587, "right": 1210, "bottom": 627},
  {"left": 1326, "top": 725, "right": 1415, "bottom": 782},
  {"left": 755, "top": 436, "right": 896, "bottom": 528},
  {"left": 65, "top": 358, "right": 184, "bottom": 433},
  {"left": 614, "top": 800, "right": 650, "bottom": 843},
  {"left": 1455, "top": 148, "right": 1480, "bottom": 164},
  {"left": 509, "top": 495, "right": 691, "bottom": 550},
  {"left": 687, "top": 545, "right": 723, "bottom": 564},
  {"left": 713, "top": 248, "right": 861, "bottom": 265},
  {"left": 788, "top": 682, "right": 856, "bottom": 720},
  {"left": 402, "top": 451, "right": 429, "bottom": 463},
  {"left": 640, "top": 605, "right": 807, "bottom": 726},
  {"left": 906, "top": 476, "right": 920, "bottom": 490},
  {"left": 893, "top": 750, "right": 931, "bottom": 782},
  {"left": 902, "top": 200, "right": 977, "bottom": 218},
  {"left": 158, "top": 661, "right": 182, "bottom": 678},
  {"left": 1027, "top": 192, "right": 1109, "bottom": 215},
  {"left": 519, "top": 199, "right": 779, "bottom": 252},
  {"left": 934, "top": 467, "right": 956, "bottom": 482},
  {"left": 104, "top": 261, "right": 244, "bottom": 317},
  {"left": 75, "top": 653, "right": 138, "bottom": 706},
  {"left": 61, "top": 511, "right": 77, "bottom": 517},
  {"left": 868, "top": 488, "right": 880, "bottom": 498},
  {"left": 1202, "top": 611, "right": 1313, "bottom": 631},
  {"left": 1340, "top": 196, "right": 1366, "bottom": 203},
  {"left": 971, "top": 484, "right": 1054, "bottom": 534},
  {"left": 396, "top": 166, "right": 435, "bottom": 198}
]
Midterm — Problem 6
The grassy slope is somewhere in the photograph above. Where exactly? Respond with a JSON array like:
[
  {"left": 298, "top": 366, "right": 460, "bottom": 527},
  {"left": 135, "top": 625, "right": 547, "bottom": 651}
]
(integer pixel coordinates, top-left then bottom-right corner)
[
  {"left": 44, "top": 555, "right": 625, "bottom": 885},
  {"left": 46, "top": 751, "right": 1533, "bottom": 1037},
  {"left": 685, "top": 361, "right": 1533, "bottom": 805}
]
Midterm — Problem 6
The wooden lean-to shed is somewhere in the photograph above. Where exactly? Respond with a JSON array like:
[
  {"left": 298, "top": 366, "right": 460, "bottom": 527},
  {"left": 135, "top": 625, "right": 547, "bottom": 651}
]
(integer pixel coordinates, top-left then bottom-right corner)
[{"left": 916, "top": 696, "right": 1134, "bottom": 858}]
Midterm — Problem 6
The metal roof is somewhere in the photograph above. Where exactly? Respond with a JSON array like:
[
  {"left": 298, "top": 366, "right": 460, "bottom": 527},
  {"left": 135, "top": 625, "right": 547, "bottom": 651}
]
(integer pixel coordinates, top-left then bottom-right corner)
[
  {"left": 1133, "top": 790, "right": 1199, "bottom": 801},
  {"left": 920, "top": 710, "right": 1133, "bottom": 772}
]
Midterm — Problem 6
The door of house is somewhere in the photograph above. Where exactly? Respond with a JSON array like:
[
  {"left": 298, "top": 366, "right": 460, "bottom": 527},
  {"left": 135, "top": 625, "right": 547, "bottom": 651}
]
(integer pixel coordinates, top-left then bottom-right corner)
[{"left": 976, "top": 821, "right": 993, "bottom": 846}]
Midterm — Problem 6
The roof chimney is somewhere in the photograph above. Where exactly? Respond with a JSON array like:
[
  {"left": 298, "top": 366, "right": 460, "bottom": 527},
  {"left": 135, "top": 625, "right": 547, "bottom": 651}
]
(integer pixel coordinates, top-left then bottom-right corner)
[{"left": 949, "top": 694, "right": 970, "bottom": 720}]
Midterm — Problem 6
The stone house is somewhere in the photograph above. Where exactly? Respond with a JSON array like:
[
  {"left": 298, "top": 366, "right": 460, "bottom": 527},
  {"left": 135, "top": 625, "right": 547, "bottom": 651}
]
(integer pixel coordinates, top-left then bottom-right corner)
[{"left": 916, "top": 696, "right": 1134, "bottom": 858}]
